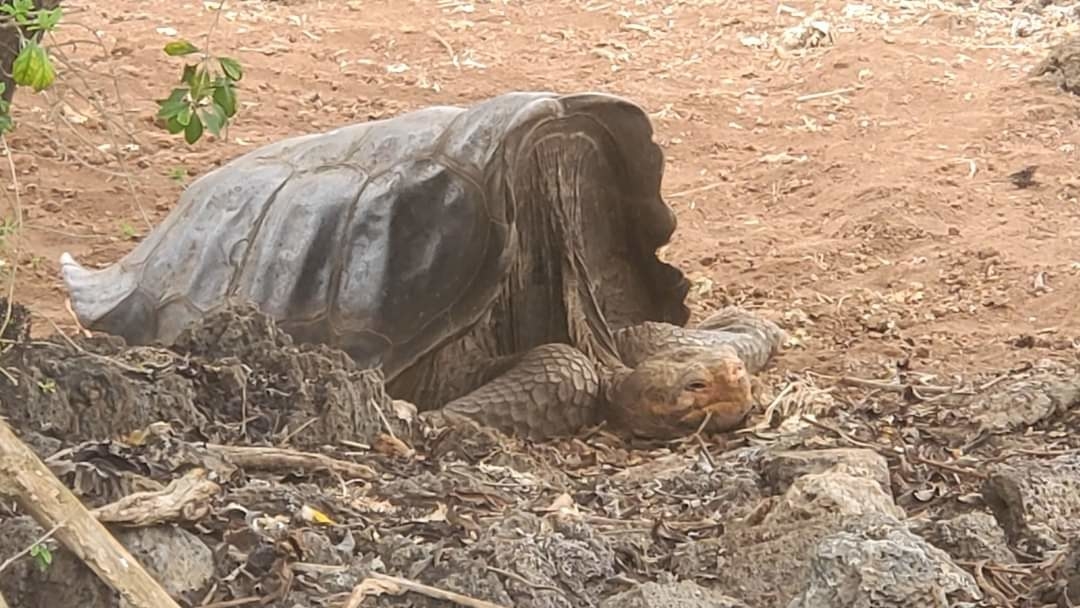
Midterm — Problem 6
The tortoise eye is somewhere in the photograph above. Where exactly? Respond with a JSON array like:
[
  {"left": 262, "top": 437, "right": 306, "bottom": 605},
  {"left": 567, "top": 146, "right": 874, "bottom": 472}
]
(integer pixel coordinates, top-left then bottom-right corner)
[{"left": 685, "top": 381, "right": 708, "bottom": 392}]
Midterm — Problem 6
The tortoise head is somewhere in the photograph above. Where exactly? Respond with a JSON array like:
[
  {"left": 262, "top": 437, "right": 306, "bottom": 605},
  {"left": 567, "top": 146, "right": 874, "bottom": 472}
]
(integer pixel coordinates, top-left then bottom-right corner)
[{"left": 607, "top": 345, "right": 753, "bottom": 439}]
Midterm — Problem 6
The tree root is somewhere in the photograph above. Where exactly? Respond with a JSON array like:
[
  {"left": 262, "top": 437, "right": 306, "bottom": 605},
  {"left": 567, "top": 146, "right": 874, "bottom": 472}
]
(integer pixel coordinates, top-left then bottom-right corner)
[{"left": 92, "top": 467, "right": 220, "bottom": 526}]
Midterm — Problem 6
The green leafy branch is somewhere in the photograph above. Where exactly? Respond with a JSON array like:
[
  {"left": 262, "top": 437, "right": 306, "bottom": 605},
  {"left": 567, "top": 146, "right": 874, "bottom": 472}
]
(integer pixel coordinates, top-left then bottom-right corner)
[
  {"left": 0, "top": 0, "right": 63, "bottom": 133},
  {"left": 0, "top": 0, "right": 245, "bottom": 145},
  {"left": 155, "top": 38, "right": 243, "bottom": 145}
]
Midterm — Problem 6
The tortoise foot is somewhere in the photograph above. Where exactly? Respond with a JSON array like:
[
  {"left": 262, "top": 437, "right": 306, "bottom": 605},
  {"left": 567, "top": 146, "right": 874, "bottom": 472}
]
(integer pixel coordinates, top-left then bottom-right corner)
[{"left": 432, "top": 343, "right": 602, "bottom": 441}]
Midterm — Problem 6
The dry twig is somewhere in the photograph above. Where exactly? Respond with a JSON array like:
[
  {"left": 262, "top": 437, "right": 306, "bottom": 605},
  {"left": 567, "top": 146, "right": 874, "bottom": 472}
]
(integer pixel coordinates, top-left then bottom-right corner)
[
  {"left": 0, "top": 135, "right": 24, "bottom": 347},
  {"left": 0, "top": 521, "right": 63, "bottom": 574},
  {"left": 344, "top": 572, "right": 510, "bottom": 608},
  {"left": 906, "top": 453, "right": 987, "bottom": 480},
  {"left": 799, "top": 415, "right": 892, "bottom": 454},
  {"left": 206, "top": 444, "right": 378, "bottom": 481}
]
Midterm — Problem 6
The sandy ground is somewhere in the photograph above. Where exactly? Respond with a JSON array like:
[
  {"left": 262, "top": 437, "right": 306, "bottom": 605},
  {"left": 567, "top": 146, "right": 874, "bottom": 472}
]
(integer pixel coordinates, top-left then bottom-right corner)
[{"left": 2, "top": 0, "right": 1080, "bottom": 384}]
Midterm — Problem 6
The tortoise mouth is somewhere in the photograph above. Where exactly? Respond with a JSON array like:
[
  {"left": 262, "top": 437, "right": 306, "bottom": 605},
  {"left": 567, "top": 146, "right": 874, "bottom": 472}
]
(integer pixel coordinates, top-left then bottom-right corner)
[
  {"left": 686, "top": 399, "right": 754, "bottom": 433},
  {"left": 611, "top": 393, "right": 754, "bottom": 440}
]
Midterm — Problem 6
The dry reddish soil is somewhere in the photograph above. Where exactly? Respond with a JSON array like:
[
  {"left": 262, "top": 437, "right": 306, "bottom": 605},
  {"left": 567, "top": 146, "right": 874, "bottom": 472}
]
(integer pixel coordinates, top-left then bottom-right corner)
[{"left": 3, "top": 0, "right": 1080, "bottom": 386}]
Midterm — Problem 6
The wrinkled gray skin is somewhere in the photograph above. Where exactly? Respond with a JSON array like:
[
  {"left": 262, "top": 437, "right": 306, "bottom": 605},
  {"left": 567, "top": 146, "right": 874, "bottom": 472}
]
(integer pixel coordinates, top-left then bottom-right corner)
[{"left": 61, "top": 91, "right": 786, "bottom": 440}]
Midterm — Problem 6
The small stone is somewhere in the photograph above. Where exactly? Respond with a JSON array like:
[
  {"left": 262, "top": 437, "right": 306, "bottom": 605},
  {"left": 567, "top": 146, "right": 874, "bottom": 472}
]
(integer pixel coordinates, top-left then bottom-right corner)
[
  {"left": 758, "top": 448, "right": 892, "bottom": 494},
  {"left": 912, "top": 511, "right": 1015, "bottom": 563},
  {"left": 600, "top": 581, "right": 750, "bottom": 608}
]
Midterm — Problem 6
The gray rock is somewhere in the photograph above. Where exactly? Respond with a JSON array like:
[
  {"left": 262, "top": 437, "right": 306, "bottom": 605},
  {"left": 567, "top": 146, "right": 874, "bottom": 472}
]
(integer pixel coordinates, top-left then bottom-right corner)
[
  {"left": 967, "top": 372, "right": 1080, "bottom": 434},
  {"left": 600, "top": 580, "right": 750, "bottom": 608},
  {"left": 116, "top": 525, "right": 215, "bottom": 605},
  {"left": 0, "top": 518, "right": 213, "bottom": 608},
  {"left": 911, "top": 511, "right": 1015, "bottom": 563},
  {"left": 763, "top": 471, "right": 904, "bottom": 526},
  {"left": 788, "top": 515, "right": 981, "bottom": 608},
  {"left": 694, "top": 515, "right": 853, "bottom": 606},
  {"left": 758, "top": 448, "right": 892, "bottom": 495},
  {"left": 983, "top": 453, "right": 1080, "bottom": 554}
]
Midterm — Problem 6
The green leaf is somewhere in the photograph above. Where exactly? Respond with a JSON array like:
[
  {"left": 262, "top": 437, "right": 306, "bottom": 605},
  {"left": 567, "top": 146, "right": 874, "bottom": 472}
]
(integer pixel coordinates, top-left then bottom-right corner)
[
  {"left": 165, "top": 86, "right": 189, "bottom": 103},
  {"left": 188, "top": 66, "right": 212, "bottom": 101},
  {"left": 155, "top": 100, "right": 187, "bottom": 120},
  {"left": 156, "top": 86, "right": 190, "bottom": 119},
  {"left": 181, "top": 63, "right": 198, "bottom": 86},
  {"left": 200, "top": 103, "right": 226, "bottom": 137},
  {"left": 163, "top": 40, "right": 200, "bottom": 57},
  {"left": 176, "top": 104, "right": 193, "bottom": 127},
  {"left": 164, "top": 115, "right": 186, "bottom": 134},
  {"left": 29, "top": 7, "right": 63, "bottom": 32},
  {"left": 184, "top": 112, "right": 204, "bottom": 144},
  {"left": 11, "top": 41, "right": 56, "bottom": 92},
  {"left": 29, "top": 543, "right": 52, "bottom": 571},
  {"left": 0, "top": 0, "right": 32, "bottom": 22},
  {"left": 218, "top": 57, "right": 243, "bottom": 81},
  {"left": 212, "top": 81, "right": 237, "bottom": 117},
  {"left": 11, "top": 0, "right": 32, "bottom": 14},
  {"left": 0, "top": 114, "right": 13, "bottom": 134}
]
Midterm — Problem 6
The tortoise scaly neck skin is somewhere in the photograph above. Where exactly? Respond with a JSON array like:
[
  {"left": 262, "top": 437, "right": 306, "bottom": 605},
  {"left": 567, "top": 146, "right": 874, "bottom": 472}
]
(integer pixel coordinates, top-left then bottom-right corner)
[{"left": 597, "top": 359, "right": 634, "bottom": 413}]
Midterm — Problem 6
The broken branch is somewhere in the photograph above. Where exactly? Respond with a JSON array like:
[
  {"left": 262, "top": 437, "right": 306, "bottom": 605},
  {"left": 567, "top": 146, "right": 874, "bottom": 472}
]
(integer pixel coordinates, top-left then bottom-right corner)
[
  {"left": 206, "top": 443, "right": 378, "bottom": 480},
  {"left": 92, "top": 467, "right": 221, "bottom": 526},
  {"left": 345, "top": 571, "right": 511, "bottom": 608}
]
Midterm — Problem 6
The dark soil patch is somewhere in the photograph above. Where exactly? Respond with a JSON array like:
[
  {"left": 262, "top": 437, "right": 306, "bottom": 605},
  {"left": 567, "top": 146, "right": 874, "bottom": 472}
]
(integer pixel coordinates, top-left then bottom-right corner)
[{"left": 0, "top": 299, "right": 399, "bottom": 451}]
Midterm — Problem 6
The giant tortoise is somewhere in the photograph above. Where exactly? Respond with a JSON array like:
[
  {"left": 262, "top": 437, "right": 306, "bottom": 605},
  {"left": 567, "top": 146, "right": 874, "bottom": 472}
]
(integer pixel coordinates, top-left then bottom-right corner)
[{"left": 60, "top": 91, "right": 787, "bottom": 440}]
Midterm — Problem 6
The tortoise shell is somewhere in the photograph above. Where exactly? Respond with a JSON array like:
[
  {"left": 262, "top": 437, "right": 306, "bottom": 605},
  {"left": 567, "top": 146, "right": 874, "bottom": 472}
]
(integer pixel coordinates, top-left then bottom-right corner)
[{"left": 62, "top": 92, "right": 691, "bottom": 398}]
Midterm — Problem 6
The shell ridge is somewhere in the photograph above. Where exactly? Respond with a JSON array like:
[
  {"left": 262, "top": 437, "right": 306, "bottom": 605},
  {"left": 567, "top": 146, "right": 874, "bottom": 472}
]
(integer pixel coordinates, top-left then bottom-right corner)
[{"left": 224, "top": 166, "right": 297, "bottom": 298}]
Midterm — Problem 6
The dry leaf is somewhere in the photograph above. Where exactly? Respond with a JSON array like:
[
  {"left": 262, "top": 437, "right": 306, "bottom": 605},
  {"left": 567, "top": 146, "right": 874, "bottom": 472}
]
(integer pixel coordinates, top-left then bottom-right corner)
[
  {"left": 374, "top": 432, "right": 415, "bottom": 458},
  {"left": 345, "top": 577, "right": 402, "bottom": 608},
  {"left": 417, "top": 503, "right": 448, "bottom": 522},
  {"left": 536, "top": 493, "right": 578, "bottom": 514},
  {"left": 301, "top": 504, "right": 337, "bottom": 526}
]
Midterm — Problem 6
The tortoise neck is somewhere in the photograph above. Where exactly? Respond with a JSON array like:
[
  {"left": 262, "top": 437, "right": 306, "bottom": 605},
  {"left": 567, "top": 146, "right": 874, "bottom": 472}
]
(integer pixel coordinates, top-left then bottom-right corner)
[{"left": 598, "top": 360, "right": 633, "bottom": 408}]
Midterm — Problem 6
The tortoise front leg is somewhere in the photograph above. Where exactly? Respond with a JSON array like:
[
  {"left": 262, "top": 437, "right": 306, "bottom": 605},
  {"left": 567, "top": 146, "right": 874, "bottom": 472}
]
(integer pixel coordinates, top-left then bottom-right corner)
[{"left": 419, "top": 343, "right": 603, "bottom": 441}]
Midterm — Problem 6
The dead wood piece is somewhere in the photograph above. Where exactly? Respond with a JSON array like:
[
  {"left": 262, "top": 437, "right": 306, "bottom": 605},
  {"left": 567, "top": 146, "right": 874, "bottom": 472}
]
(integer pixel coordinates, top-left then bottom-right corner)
[
  {"left": 344, "top": 572, "right": 510, "bottom": 608},
  {"left": 836, "top": 375, "right": 955, "bottom": 395},
  {"left": 92, "top": 467, "right": 220, "bottom": 526},
  {"left": 0, "top": 418, "right": 180, "bottom": 608},
  {"left": 0, "top": 589, "right": 8, "bottom": 608},
  {"left": 206, "top": 444, "right": 377, "bottom": 480}
]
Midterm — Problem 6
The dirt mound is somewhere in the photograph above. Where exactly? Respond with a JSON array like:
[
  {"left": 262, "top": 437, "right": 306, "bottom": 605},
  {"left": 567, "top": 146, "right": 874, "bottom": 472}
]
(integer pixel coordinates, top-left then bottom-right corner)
[{"left": 0, "top": 299, "right": 398, "bottom": 451}]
